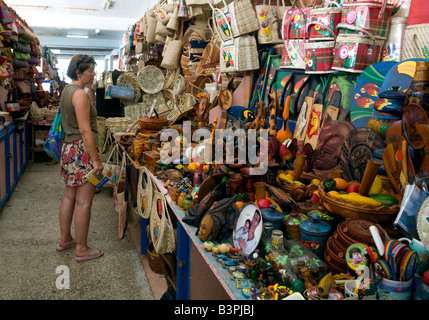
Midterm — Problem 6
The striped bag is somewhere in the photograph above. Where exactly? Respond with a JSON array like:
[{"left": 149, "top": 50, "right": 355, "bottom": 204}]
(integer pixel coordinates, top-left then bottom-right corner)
[
  {"left": 308, "top": 1, "right": 342, "bottom": 41},
  {"left": 332, "top": 33, "right": 384, "bottom": 73},
  {"left": 337, "top": 0, "right": 394, "bottom": 40},
  {"left": 304, "top": 21, "right": 336, "bottom": 73},
  {"left": 229, "top": 0, "right": 260, "bottom": 37},
  {"left": 280, "top": 38, "right": 306, "bottom": 69},
  {"left": 214, "top": 8, "right": 259, "bottom": 73},
  {"left": 282, "top": 6, "right": 312, "bottom": 40},
  {"left": 208, "top": 0, "right": 259, "bottom": 40}
]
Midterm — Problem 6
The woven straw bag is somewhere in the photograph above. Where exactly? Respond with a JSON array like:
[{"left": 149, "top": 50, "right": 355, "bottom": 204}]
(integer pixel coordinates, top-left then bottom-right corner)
[
  {"left": 154, "top": 0, "right": 175, "bottom": 25},
  {"left": 116, "top": 72, "right": 142, "bottom": 104},
  {"left": 161, "top": 21, "right": 184, "bottom": 70},
  {"left": 255, "top": 0, "right": 283, "bottom": 45},
  {"left": 146, "top": 10, "right": 158, "bottom": 44},
  {"left": 166, "top": 3, "right": 180, "bottom": 33},
  {"left": 214, "top": 8, "right": 259, "bottom": 73},
  {"left": 156, "top": 20, "right": 170, "bottom": 37},
  {"left": 163, "top": 67, "right": 180, "bottom": 89},
  {"left": 137, "top": 65, "right": 165, "bottom": 94},
  {"left": 137, "top": 166, "right": 154, "bottom": 219},
  {"left": 149, "top": 190, "right": 176, "bottom": 254},
  {"left": 172, "top": 74, "right": 186, "bottom": 96},
  {"left": 402, "top": 24, "right": 429, "bottom": 60}
]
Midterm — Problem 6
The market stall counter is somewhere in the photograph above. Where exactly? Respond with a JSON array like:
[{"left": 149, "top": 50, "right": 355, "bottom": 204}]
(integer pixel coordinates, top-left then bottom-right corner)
[{"left": 141, "top": 164, "right": 246, "bottom": 300}]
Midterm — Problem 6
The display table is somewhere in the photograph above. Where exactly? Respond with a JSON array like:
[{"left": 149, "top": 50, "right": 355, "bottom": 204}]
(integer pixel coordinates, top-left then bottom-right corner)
[
  {"left": 146, "top": 168, "right": 247, "bottom": 300},
  {"left": 118, "top": 140, "right": 248, "bottom": 300},
  {"left": 28, "top": 120, "right": 53, "bottom": 160}
]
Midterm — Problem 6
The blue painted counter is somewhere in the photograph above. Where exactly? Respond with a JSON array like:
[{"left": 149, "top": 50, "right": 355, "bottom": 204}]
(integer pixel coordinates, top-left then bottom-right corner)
[{"left": 148, "top": 171, "right": 249, "bottom": 300}]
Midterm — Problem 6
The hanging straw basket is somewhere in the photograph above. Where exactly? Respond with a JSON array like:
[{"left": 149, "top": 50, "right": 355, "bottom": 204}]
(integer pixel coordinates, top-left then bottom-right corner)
[
  {"left": 137, "top": 65, "right": 165, "bottom": 94},
  {"left": 147, "top": 242, "right": 163, "bottom": 274},
  {"left": 195, "top": 42, "right": 220, "bottom": 76},
  {"left": 172, "top": 74, "right": 186, "bottom": 97},
  {"left": 163, "top": 67, "right": 180, "bottom": 90},
  {"left": 187, "top": 75, "right": 212, "bottom": 99},
  {"left": 317, "top": 184, "right": 400, "bottom": 223}
]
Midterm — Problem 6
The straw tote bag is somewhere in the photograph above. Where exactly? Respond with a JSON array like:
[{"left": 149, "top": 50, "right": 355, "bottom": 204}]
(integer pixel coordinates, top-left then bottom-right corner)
[
  {"left": 255, "top": 0, "right": 284, "bottom": 45},
  {"left": 137, "top": 166, "right": 155, "bottom": 219},
  {"left": 146, "top": 9, "right": 158, "bottom": 44},
  {"left": 161, "top": 21, "right": 184, "bottom": 70},
  {"left": 154, "top": 0, "right": 175, "bottom": 25},
  {"left": 149, "top": 190, "right": 176, "bottom": 254},
  {"left": 215, "top": 8, "right": 259, "bottom": 73}
]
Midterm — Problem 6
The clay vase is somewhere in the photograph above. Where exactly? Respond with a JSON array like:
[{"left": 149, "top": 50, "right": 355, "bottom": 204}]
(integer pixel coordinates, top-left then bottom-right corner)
[
  {"left": 229, "top": 174, "right": 243, "bottom": 194},
  {"left": 406, "top": 61, "right": 429, "bottom": 118}
]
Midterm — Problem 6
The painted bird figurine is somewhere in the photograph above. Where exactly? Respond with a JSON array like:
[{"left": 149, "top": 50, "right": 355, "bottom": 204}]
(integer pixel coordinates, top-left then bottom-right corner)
[{"left": 317, "top": 272, "right": 333, "bottom": 299}]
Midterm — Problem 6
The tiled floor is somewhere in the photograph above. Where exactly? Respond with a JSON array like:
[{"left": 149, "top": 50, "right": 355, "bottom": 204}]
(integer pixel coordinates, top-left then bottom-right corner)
[{"left": 0, "top": 161, "right": 167, "bottom": 300}]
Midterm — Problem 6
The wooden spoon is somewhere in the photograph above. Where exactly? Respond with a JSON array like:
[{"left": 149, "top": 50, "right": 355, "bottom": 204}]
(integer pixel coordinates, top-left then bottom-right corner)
[
  {"left": 385, "top": 120, "right": 404, "bottom": 145},
  {"left": 383, "top": 143, "right": 402, "bottom": 194}
]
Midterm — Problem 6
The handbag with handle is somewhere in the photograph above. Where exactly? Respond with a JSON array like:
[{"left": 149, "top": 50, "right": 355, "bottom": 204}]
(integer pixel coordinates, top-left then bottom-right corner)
[
  {"left": 161, "top": 21, "right": 184, "bottom": 70},
  {"left": 332, "top": 25, "right": 384, "bottom": 73},
  {"left": 282, "top": 0, "right": 313, "bottom": 40},
  {"left": 215, "top": 8, "right": 259, "bottom": 73},
  {"left": 102, "top": 143, "right": 122, "bottom": 188},
  {"left": 154, "top": 0, "right": 175, "bottom": 25},
  {"left": 44, "top": 105, "right": 64, "bottom": 160},
  {"left": 113, "top": 153, "right": 127, "bottom": 214},
  {"left": 255, "top": 0, "right": 284, "bottom": 45},
  {"left": 137, "top": 166, "right": 155, "bottom": 219},
  {"left": 304, "top": 22, "right": 337, "bottom": 73},
  {"left": 149, "top": 190, "right": 176, "bottom": 254},
  {"left": 337, "top": 0, "right": 394, "bottom": 40},
  {"left": 207, "top": 0, "right": 258, "bottom": 40},
  {"left": 308, "top": 0, "right": 342, "bottom": 41}
]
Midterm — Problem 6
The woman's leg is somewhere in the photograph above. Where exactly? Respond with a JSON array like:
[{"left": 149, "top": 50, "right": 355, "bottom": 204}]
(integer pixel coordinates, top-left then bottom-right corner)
[
  {"left": 59, "top": 185, "right": 77, "bottom": 246},
  {"left": 74, "top": 181, "right": 96, "bottom": 255}
]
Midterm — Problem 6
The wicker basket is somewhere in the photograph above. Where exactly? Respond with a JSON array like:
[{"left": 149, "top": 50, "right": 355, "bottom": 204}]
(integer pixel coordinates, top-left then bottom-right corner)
[
  {"left": 29, "top": 102, "right": 44, "bottom": 121},
  {"left": 137, "top": 65, "right": 165, "bottom": 94},
  {"left": 172, "top": 74, "right": 186, "bottom": 97},
  {"left": 147, "top": 242, "right": 163, "bottom": 274},
  {"left": 106, "top": 117, "right": 131, "bottom": 134},
  {"left": 43, "top": 108, "right": 58, "bottom": 121},
  {"left": 317, "top": 184, "right": 400, "bottom": 223},
  {"left": 163, "top": 67, "right": 180, "bottom": 89}
]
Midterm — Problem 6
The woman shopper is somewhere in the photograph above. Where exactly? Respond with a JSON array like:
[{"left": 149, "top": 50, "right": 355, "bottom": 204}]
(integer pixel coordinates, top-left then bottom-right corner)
[{"left": 56, "top": 54, "right": 103, "bottom": 262}]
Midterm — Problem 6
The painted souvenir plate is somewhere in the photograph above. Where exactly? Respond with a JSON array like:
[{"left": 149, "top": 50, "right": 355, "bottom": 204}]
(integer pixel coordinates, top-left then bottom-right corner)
[
  {"left": 350, "top": 61, "right": 397, "bottom": 128},
  {"left": 345, "top": 243, "right": 370, "bottom": 271},
  {"left": 233, "top": 203, "right": 263, "bottom": 256}
]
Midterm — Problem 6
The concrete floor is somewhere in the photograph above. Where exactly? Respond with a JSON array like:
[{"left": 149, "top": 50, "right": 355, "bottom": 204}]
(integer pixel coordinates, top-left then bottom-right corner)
[{"left": 0, "top": 160, "right": 167, "bottom": 300}]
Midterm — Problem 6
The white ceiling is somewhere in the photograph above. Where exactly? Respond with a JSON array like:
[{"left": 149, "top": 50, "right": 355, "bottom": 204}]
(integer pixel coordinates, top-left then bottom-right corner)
[{"left": 6, "top": 0, "right": 157, "bottom": 59}]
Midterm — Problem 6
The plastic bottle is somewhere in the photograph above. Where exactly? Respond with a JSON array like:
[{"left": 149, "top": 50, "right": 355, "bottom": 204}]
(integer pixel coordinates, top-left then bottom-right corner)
[{"left": 414, "top": 270, "right": 429, "bottom": 300}]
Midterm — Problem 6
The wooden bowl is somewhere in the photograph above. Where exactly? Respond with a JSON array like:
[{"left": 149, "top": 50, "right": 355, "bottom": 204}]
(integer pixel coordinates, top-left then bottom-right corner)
[
  {"left": 317, "top": 184, "right": 400, "bottom": 223},
  {"left": 139, "top": 117, "right": 168, "bottom": 131}
]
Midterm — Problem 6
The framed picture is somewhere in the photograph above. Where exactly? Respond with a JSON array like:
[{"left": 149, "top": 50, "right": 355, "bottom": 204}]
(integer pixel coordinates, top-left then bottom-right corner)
[{"left": 233, "top": 203, "right": 263, "bottom": 255}]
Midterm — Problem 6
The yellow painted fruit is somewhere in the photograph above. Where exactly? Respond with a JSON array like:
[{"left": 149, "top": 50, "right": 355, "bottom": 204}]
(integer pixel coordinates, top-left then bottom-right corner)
[{"left": 368, "top": 176, "right": 383, "bottom": 195}]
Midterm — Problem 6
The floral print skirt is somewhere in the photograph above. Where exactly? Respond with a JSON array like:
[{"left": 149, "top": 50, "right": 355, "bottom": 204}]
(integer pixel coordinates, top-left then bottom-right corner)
[{"left": 60, "top": 140, "right": 94, "bottom": 187}]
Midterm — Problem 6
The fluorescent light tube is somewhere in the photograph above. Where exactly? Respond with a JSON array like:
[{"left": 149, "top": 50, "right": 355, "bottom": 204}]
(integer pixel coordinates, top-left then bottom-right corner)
[{"left": 66, "top": 35, "right": 89, "bottom": 39}]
